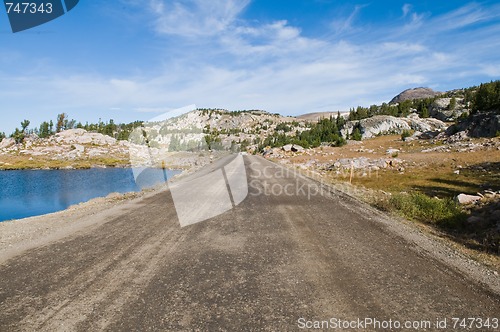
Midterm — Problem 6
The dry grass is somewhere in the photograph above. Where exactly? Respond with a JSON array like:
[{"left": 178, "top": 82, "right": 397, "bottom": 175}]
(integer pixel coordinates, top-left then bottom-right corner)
[
  {"left": 289, "top": 135, "right": 500, "bottom": 197},
  {"left": 0, "top": 154, "right": 130, "bottom": 170}
]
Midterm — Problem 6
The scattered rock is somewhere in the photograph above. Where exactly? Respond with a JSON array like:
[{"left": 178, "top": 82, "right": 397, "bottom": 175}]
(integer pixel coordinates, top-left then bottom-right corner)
[
  {"left": 106, "top": 192, "right": 123, "bottom": 199},
  {"left": 446, "top": 130, "right": 469, "bottom": 143},
  {"left": 455, "top": 194, "right": 482, "bottom": 205},
  {"left": 386, "top": 148, "right": 399, "bottom": 155},
  {"left": 328, "top": 157, "right": 403, "bottom": 171}
]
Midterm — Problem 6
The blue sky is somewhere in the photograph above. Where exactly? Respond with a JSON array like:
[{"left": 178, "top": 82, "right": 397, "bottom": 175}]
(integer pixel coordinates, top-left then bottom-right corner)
[{"left": 1, "top": 0, "right": 499, "bottom": 134}]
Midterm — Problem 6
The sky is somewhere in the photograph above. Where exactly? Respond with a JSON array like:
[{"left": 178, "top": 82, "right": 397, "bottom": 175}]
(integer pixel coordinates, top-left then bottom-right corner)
[{"left": 1, "top": 0, "right": 499, "bottom": 134}]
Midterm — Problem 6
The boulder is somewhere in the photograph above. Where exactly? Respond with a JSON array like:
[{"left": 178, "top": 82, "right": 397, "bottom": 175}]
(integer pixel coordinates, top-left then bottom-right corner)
[
  {"left": 446, "top": 111, "right": 500, "bottom": 138},
  {"left": 282, "top": 144, "right": 304, "bottom": 153},
  {"left": 455, "top": 194, "right": 481, "bottom": 205},
  {"left": 342, "top": 116, "right": 410, "bottom": 139},
  {"left": 429, "top": 98, "right": 468, "bottom": 121},
  {"left": 467, "top": 113, "right": 499, "bottom": 138},
  {"left": 405, "top": 114, "right": 448, "bottom": 132},
  {"left": 342, "top": 115, "right": 447, "bottom": 139},
  {"left": 386, "top": 148, "right": 399, "bottom": 155},
  {"left": 0, "top": 138, "right": 15, "bottom": 149}
]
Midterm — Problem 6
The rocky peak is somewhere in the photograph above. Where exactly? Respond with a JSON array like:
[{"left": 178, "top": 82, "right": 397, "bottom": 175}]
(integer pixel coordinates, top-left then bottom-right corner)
[{"left": 389, "top": 87, "right": 442, "bottom": 104}]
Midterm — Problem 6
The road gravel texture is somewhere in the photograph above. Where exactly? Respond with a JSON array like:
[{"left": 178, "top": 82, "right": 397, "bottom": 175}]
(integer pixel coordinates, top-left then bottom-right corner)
[{"left": 0, "top": 155, "right": 498, "bottom": 331}]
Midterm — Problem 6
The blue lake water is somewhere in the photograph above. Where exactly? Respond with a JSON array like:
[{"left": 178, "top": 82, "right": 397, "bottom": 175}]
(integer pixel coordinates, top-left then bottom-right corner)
[{"left": 0, "top": 168, "right": 181, "bottom": 222}]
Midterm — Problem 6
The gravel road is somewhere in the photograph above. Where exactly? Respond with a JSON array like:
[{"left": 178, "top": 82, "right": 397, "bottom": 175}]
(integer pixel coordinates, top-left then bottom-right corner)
[{"left": 0, "top": 155, "right": 498, "bottom": 331}]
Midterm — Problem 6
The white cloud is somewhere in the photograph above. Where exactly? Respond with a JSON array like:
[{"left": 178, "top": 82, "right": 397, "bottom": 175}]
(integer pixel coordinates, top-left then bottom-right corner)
[
  {"left": 135, "top": 107, "right": 171, "bottom": 113},
  {"left": 148, "top": 0, "right": 250, "bottom": 37},
  {"left": 480, "top": 65, "right": 500, "bottom": 77},
  {"left": 330, "top": 4, "right": 366, "bottom": 36},
  {"left": 381, "top": 42, "right": 426, "bottom": 54},
  {"left": 432, "top": 2, "right": 500, "bottom": 31},
  {"left": 220, "top": 20, "right": 326, "bottom": 60},
  {"left": 402, "top": 4, "right": 412, "bottom": 18}
]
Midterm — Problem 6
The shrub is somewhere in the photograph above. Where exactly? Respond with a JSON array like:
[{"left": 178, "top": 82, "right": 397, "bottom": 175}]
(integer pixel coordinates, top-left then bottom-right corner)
[
  {"left": 401, "top": 129, "right": 413, "bottom": 141},
  {"left": 351, "top": 127, "right": 362, "bottom": 141},
  {"left": 389, "top": 192, "right": 466, "bottom": 227}
]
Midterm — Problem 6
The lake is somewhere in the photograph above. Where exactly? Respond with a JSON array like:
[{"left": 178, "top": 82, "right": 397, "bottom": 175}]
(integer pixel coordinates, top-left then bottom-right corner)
[{"left": 0, "top": 168, "right": 181, "bottom": 222}]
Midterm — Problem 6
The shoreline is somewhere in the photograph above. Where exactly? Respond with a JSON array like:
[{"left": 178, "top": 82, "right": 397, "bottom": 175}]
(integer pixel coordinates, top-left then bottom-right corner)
[
  {"left": 0, "top": 167, "right": 186, "bottom": 224},
  {"left": 0, "top": 157, "right": 208, "bottom": 263},
  {"left": 0, "top": 163, "right": 191, "bottom": 171}
]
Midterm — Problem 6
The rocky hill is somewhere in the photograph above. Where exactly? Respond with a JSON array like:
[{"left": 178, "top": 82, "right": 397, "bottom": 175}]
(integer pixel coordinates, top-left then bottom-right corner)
[
  {"left": 0, "top": 129, "right": 132, "bottom": 169},
  {"left": 389, "top": 87, "right": 442, "bottom": 104},
  {"left": 130, "top": 109, "right": 308, "bottom": 154}
]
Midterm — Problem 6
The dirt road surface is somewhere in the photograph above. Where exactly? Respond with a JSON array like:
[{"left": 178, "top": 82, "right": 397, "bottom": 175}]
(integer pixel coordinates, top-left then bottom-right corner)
[{"left": 0, "top": 155, "right": 498, "bottom": 331}]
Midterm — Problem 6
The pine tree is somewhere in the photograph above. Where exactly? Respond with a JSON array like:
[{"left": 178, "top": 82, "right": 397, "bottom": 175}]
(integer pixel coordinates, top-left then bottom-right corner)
[
  {"left": 421, "top": 105, "right": 429, "bottom": 118},
  {"left": 351, "top": 127, "right": 362, "bottom": 141},
  {"left": 448, "top": 97, "right": 456, "bottom": 110},
  {"left": 56, "top": 113, "right": 67, "bottom": 132},
  {"left": 38, "top": 121, "right": 51, "bottom": 138},
  {"left": 21, "top": 119, "right": 30, "bottom": 132}
]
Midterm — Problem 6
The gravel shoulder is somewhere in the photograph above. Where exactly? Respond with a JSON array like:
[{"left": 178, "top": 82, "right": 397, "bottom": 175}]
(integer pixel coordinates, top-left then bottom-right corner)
[{"left": 0, "top": 187, "right": 166, "bottom": 264}]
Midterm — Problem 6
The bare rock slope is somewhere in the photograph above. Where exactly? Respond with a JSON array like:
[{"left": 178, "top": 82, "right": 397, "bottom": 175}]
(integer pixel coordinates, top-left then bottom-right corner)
[{"left": 342, "top": 114, "right": 448, "bottom": 139}]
